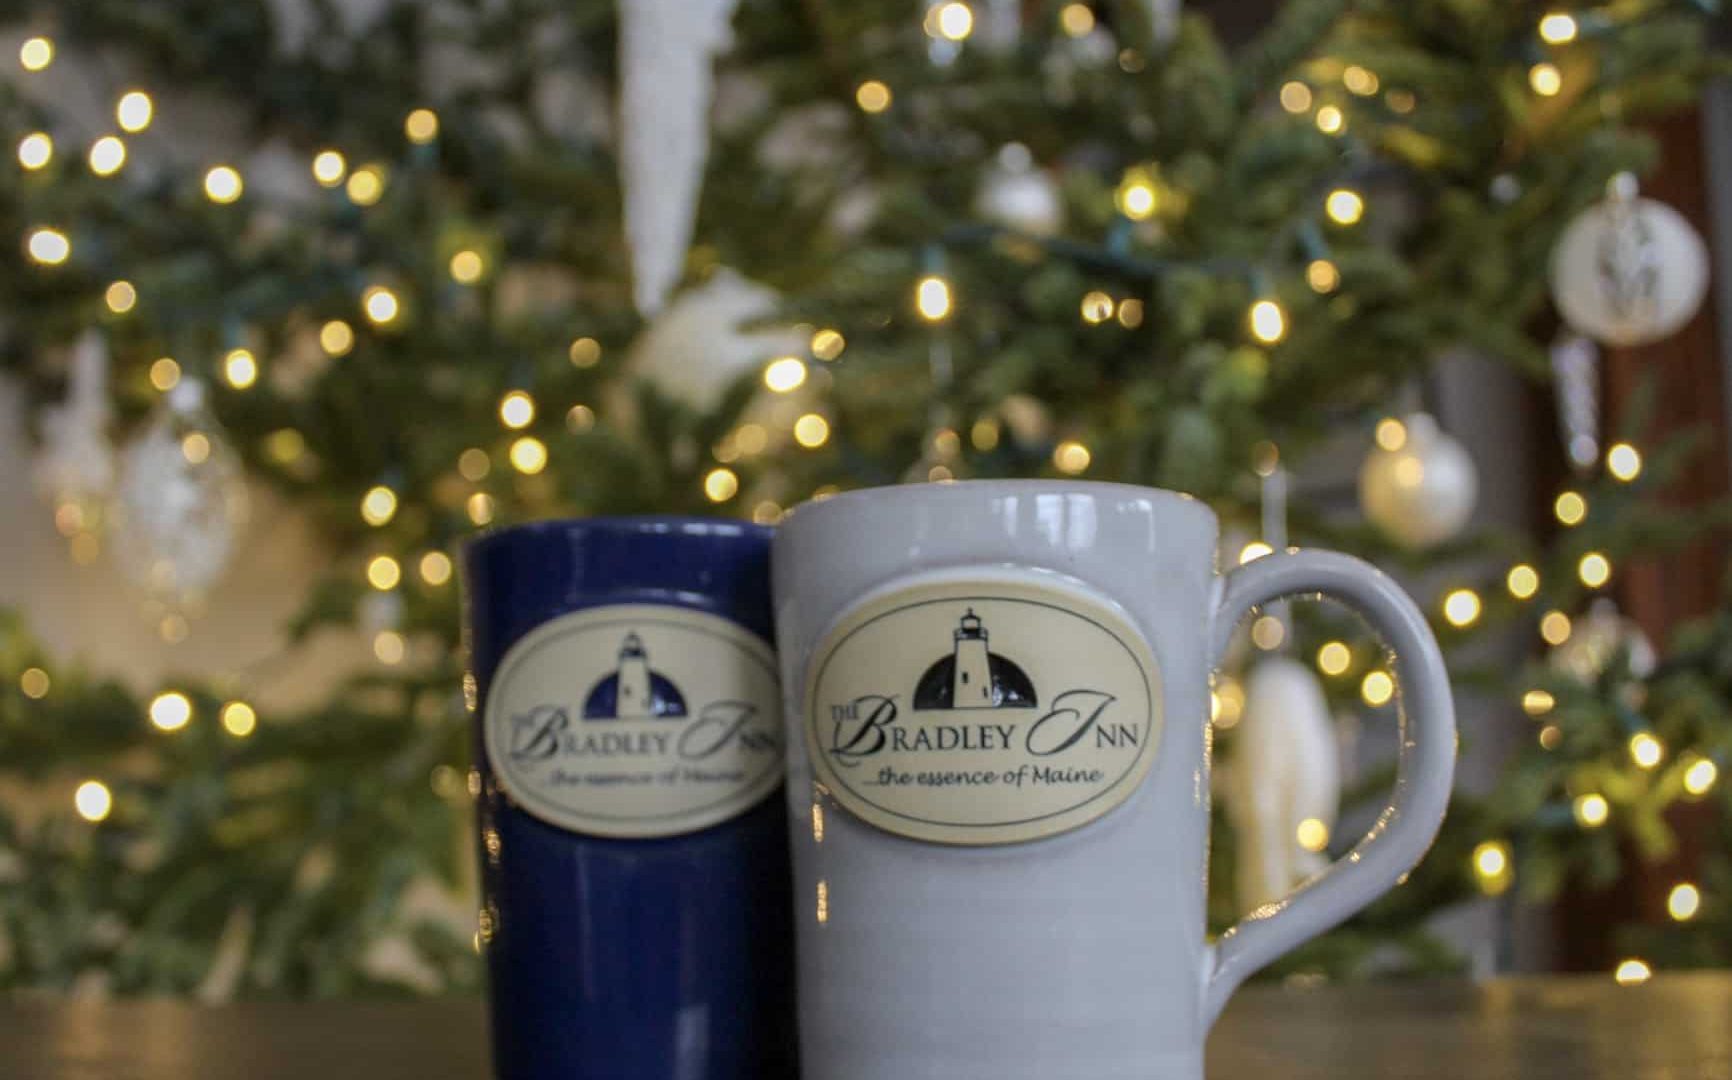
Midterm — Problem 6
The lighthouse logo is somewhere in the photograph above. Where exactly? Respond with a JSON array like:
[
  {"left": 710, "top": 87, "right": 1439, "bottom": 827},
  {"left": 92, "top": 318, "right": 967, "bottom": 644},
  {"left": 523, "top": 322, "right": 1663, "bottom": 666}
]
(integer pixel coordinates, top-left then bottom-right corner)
[
  {"left": 581, "top": 632, "right": 689, "bottom": 720},
  {"left": 912, "top": 609, "right": 1037, "bottom": 711}
]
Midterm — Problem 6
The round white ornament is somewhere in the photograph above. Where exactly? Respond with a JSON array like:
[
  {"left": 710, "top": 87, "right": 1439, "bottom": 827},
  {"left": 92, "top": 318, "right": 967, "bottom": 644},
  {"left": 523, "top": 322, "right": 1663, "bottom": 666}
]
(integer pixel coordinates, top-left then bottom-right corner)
[
  {"left": 1358, "top": 413, "right": 1478, "bottom": 549},
  {"left": 110, "top": 379, "right": 249, "bottom": 608},
  {"left": 1549, "top": 599, "right": 1656, "bottom": 684},
  {"left": 975, "top": 144, "right": 1063, "bottom": 237},
  {"left": 1550, "top": 175, "right": 1710, "bottom": 348}
]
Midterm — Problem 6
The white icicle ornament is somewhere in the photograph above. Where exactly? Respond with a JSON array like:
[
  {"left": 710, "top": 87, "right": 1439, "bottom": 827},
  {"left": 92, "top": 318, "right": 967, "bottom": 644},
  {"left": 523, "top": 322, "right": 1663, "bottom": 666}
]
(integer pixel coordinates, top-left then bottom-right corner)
[
  {"left": 110, "top": 378, "right": 249, "bottom": 609},
  {"left": 1358, "top": 413, "right": 1478, "bottom": 550},
  {"left": 618, "top": 0, "right": 742, "bottom": 317}
]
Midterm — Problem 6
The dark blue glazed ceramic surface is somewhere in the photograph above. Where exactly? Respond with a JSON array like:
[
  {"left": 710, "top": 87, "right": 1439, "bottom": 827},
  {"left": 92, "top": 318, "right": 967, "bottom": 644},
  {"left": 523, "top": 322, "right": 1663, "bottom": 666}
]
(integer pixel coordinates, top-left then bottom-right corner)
[{"left": 464, "top": 517, "right": 795, "bottom": 1080}]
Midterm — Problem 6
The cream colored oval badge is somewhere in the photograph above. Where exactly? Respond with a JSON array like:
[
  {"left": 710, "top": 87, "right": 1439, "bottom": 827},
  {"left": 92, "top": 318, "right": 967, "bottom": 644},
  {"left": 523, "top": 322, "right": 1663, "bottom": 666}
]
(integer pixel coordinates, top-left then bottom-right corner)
[
  {"left": 484, "top": 605, "right": 783, "bottom": 838},
  {"left": 805, "top": 578, "right": 1162, "bottom": 845}
]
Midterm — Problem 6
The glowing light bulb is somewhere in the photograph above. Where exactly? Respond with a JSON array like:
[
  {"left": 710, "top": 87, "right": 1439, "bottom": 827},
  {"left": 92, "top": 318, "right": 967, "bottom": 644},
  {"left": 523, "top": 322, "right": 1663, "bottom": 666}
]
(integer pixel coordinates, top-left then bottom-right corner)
[
  {"left": 1251, "top": 615, "right": 1286, "bottom": 651},
  {"left": 1522, "top": 689, "right": 1555, "bottom": 716},
  {"left": 855, "top": 80, "right": 892, "bottom": 114},
  {"left": 932, "top": 2, "right": 974, "bottom": 41},
  {"left": 362, "top": 285, "right": 400, "bottom": 325},
  {"left": 568, "top": 337, "right": 602, "bottom": 367},
  {"left": 1607, "top": 442, "right": 1642, "bottom": 482},
  {"left": 458, "top": 449, "right": 491, "bottom": 481},
  {"left": 117, "top": 90, "right": 154, "bottom": 133},
  {"left": 181, "top": 431, "right": 211, "bottom": 466},
  {"left": 1614, "top": 959, "right": 1651, "bottom": 987},
  {"left": 1361, "top": 670, "right": 1395, "bottom": 707},
  {"left": 1540, "top": 12, "right": 1579, "bottom": 44},
  {"left": 367, "top": 555, "right": 402, "bottom": 591},
  {"left": 27, "top": 227, "right": 70, "bottom": 265},
  {"left": 1082, "top": 291, "right": 1116, "bottom": 324},
  {"left": 1629, "top": 733, "right": 1664, "bottom": 770},
  {"left": 404, "top": 108, "right": 439, "bottom": 144},
  {"left": 1316, "top": 106, "right": 1345, "bottom": 134},
  {"left": 1249, "top": 299, "right": 1287, "bottom": 344},
  {"left": 794, "top": 413, "right": 831, "bottom": 448},
  {"left": 1554, "top": 490, "right": 1587, "bottom": 526},
  {"left": 149, "top": 691, "right": 193, "bottom": 732},
  {"left": 1530, "top": 63, "right": 1563, "bottom": 97},
  {"left": 1307, "top": 259, "right": 1340, "bottom": 293},
  {"left": 510, "top": 436, "right": 548, "bottom": 475},
  {"left": 1296, "top": 818, "right": 1330, "bottom": 853},
  {"left": 374, "top": 631, "right": 407, "bottom": 665},
  {"left": 19, "top": 667, "right": 50, "bottom": 699},
  {"left": 1326, "top": 188, "right": 1365, "bottom": 226},
  {"left": 916, "top": 275, "right": 953, "bottom": 321},
  {"left": 467, "top": 492, "right": 495, "bottom": 525},
  {"left": 320, "top": 320, "right": 355, "bottom": 357},
  {"left": 1117, "top": 299, "right": 1145, "bottom": 328},
  {"left": 1116, "top": 169, "right": 1159, "bottom": 221},
  {"left": 204, "top": 165, "right": 243, "bottom": 203},
  {"left": 19, "top": 37, "right": 53, "bottom": 72},
  {"left": 1443, "top": 588, "right": 1482, "bottom": 628},
  {"left": 1540, "top": 610, "right": 1572, "bottom": 646},
  {"left": 704, "top": 468, "right": 740, "bottom": 503},
  {"left": 105, "top": 280, "right": 137, "bottom": 314},
  {"left": 1507, "top": 564, "right": 1540, "bottom": 600},
  {"left": 1239, "top": 541, "right": 1274, "bottom": 565},
  {"left": 811, "top": 329, "right": 845, "bottom": 361},
  {"left": 87, "top": 135, "right": 126, "bottom": 176},
  {"left": 74, "top": 780, "right": 112, "bottom": 822},
  {"left": 149, "top": 357, "right": 181, "bottom": 391},
  {"left": 1374, "top": 417, "right": 1407, "bottom": 451},
  {"left": 1684, "top": 757, "right": 1719, "bottom": 796},
  {"left": 1574, "top": 793, "right": 1609, "bottom": 828},
  {"left": 1053, "top": 440, "right": 1092, "bottom": 475},
  {"left": 221, "top": 701, "right": 257, "bottom": 737},
  {"left": 347, "top": 165, "right": 385, "bottom": 206},
  {"left": 419, "top": 551, "right": 453, "bottom": 586},
  {"left": 1059, "top": 3, "right": 1095, "bottom": 36},
  {"left": 566, "top": 405, "right": 596, "bottom": 433},
  {"left": 499, "top": 391, "right": 536, "bottom": 429},
  {"left": 1665, "top": 883, "right": 1701, "bottom": 922},
  {"left": 450, "top": 249, "right": 484, "bottom": 284},
  {"left": 222, "top": 348, "right": 259, "bottom": 390},
  {"left": 360, "top": 485, "right": 398, "bottom": 526},
  {"left": 312, "top": 149, "right": 348, "bottom": 187},
  {"left": 764, "top": 357, "right": 808, "bottom": 393},
  {"left": 1280, "top": 81, "right": 1313, "bottom": 114},
  {"left": 1343, "top": 66, "right": 1380, "bottom": 96},
  {"left": 1473, "top": 840, "right": 1513, "bottom": 895},
  {"left": 17, "top": 131, "right": 51, "bottom": 170},
  {"left": 1578, "top": 552, "right": 1611, "bottom": 589},
  {"left": 1317, "top": 641, "right": 1352, "bottom": 677}
]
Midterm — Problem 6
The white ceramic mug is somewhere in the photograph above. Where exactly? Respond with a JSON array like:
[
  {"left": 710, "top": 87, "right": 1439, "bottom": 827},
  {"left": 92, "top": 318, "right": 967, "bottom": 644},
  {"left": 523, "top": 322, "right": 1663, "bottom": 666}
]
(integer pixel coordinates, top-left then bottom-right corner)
[{"left": 772, "top": 481, "right": 1456, "bottom": 1080}]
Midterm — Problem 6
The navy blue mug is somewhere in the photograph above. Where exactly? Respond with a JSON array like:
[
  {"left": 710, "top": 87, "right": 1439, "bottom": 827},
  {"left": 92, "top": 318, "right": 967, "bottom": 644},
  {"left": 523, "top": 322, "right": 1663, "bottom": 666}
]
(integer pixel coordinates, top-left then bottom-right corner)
[{"left": 463, "top": 517, "right": 796, "bottom": 1080}]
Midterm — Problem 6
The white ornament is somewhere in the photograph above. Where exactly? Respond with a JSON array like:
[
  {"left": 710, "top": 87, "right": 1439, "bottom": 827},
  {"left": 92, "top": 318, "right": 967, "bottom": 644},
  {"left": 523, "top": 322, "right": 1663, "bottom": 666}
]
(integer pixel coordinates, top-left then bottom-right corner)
[
  {"left": 1550, "top": 174, "right": 1710, "bottom": 348},
  {"left": 1358, "top": 413, "right": 1479, "bottom": 549},
  {"left": 1550, "top": 333, "right": 1601, "bottom": 470},
  {"left": 33, "top": 330, "right": 115, "bottom": 533},
  {"left": 1549, "top": 599, "right": 1657, "bottom": 684},
  {"left": 1226, "top": 657, "right": 1341, "bottom": 912},
  {"left": 975, "top": 144, "right": 1064, "bottom": 237},
  {"left": 110, "top": 379, "right": 249, "bottom": 609},
  {"left": 1146, "top": 0, "right": 1182, "bottom": 45},
  {"left": 618, "top": 0, "right": 742, "bottom": 317},
  {"left": 617, "top": 268, "right": 806, "bottom": 415}
]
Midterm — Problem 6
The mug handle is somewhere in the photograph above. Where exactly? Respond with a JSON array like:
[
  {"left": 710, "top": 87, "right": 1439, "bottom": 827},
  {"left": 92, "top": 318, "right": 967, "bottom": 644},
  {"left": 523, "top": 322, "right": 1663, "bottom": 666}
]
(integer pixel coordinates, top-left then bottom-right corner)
[{"left": 1202, "top": 548, "right": 1457, "bottom": 1027}]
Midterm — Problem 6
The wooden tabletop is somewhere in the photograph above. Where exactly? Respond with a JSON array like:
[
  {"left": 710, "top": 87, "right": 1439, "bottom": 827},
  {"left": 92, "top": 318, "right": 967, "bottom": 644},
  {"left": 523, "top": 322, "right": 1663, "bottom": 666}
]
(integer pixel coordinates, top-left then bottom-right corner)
[{"left": 3, "top": 974, "right": 1729, "bottom": 1078}]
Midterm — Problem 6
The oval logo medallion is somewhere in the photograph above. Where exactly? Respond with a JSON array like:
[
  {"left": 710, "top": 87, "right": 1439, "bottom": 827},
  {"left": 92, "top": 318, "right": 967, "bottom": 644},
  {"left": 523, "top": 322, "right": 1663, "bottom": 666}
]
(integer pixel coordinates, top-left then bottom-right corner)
[
  {"left": 484, "top": 605, "right": 783, "bottom": 838},
  {"left": 804, "top": 578, "right": 1162, "bottom": 846}
]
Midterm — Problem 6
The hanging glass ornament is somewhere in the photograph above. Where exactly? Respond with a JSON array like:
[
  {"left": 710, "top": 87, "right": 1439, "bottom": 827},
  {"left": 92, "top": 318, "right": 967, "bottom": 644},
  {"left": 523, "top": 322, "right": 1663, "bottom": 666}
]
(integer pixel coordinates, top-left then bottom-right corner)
[
  {"left": 1550, "top": 173, "right": 1710, "bottom": 348},
  {"left": 110, "top": 378, "right": 249, "bottom": 611},
  {"left": 1358, "top": 413, "right": 1479, "bottom": 549}
]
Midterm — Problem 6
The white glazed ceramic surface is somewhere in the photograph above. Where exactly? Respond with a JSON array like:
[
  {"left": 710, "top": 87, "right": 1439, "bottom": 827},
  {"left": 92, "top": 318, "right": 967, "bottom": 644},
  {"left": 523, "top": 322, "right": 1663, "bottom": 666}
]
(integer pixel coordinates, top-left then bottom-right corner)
[{"left": 772, "top": 481, "right": 1457, "bottom": 1080}]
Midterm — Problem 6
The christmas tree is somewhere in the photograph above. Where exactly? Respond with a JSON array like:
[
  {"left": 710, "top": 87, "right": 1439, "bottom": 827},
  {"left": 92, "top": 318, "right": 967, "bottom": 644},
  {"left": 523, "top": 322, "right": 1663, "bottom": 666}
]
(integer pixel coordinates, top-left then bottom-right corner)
[{"left": 0, "top": 0, "right": 1724, "bottom": 995}]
